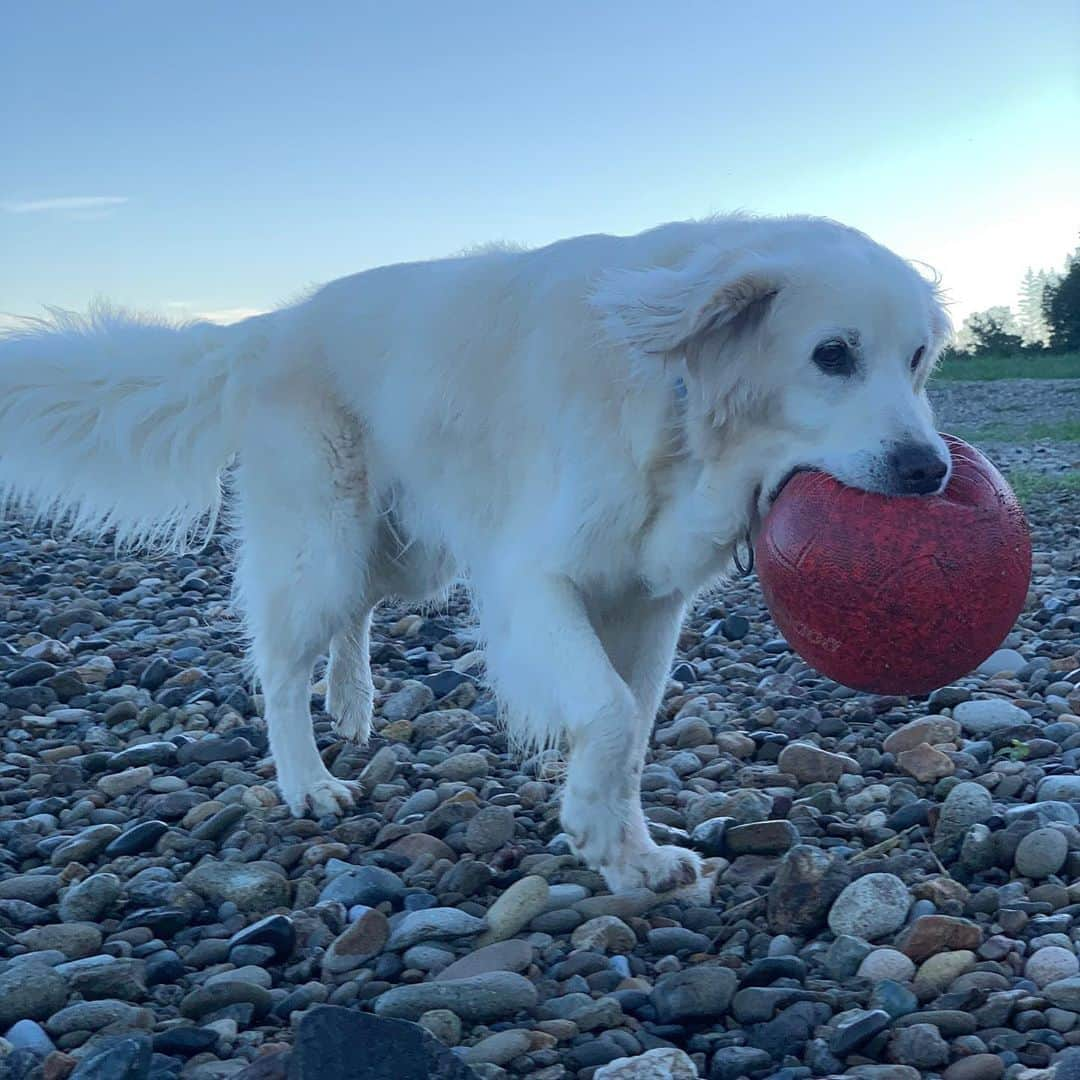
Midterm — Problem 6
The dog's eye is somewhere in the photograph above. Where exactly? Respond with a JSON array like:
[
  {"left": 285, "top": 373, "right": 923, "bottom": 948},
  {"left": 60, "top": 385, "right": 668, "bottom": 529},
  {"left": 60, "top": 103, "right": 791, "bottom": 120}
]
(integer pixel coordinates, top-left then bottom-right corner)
[
  {"left": 911, "top": 345, "right": 925, "bottom": 372},
  {"left": 812, "top": 340, "right": 854, "bottom": 376}
]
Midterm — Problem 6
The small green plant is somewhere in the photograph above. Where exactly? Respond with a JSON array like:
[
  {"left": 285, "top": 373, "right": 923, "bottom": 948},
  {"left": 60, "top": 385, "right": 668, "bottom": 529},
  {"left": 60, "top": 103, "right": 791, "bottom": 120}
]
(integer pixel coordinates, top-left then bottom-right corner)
[{"left": 998, "top": 740, "right": 1031, "bottom": 762}]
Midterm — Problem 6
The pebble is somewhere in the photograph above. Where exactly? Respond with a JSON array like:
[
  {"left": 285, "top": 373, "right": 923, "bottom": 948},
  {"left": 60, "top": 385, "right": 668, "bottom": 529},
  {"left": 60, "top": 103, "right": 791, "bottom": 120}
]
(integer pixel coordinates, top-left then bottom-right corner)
[
  {"left": 183, "top": 860, "right": 289, "bottom": 914},
  {"left": 594, "top": 1047, "right": 700, "bottom": 1078},
  {"left": 1026, "top": 946, "right": 1080, "bottom": 987},
  {"left": 386, "top": 907, "right": 487, "bottom": 950},
  {"left": 953, "top": 698, "right": 1032, "bottom": 734},
  {"left": 828, "top": 874, "right": 911, "bottom": 941},
  {"left": 373, "top": 972, "right": 538, "bottom": 1022},
  {"left": 857, "top": 949, "right": 917, "bottom": 983},
  {"left": 475, "top": 875, "right": 550, "bottom": 945},
  {"left": 0, "top": 965, "right": 68, "bottom": 1027},
  {"left": 1014, "top": 827, "right": 1069, "bottom": 878},
  {"left": 321, "top": 907, "right": 390, "bottom": 974}
]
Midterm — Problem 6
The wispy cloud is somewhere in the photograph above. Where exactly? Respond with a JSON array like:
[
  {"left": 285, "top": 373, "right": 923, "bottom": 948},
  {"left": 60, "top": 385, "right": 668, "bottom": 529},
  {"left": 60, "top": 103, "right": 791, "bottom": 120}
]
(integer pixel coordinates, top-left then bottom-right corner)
[
  {"left": 166, "top": 301, "right": 266, "bottom": 325},
  {"left": 2, "top": 195, "right": 129, "bottom": 214},
  {"left": 193, "top": 306, "right": 266, "bottom": 325}
]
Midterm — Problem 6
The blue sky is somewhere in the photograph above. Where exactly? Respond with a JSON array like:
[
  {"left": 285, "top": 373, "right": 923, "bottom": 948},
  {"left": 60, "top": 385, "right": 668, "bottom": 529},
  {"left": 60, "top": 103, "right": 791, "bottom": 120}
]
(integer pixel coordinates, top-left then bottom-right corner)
[{"left": 2, "top": 1, "right": 1077, "bottom": 327}]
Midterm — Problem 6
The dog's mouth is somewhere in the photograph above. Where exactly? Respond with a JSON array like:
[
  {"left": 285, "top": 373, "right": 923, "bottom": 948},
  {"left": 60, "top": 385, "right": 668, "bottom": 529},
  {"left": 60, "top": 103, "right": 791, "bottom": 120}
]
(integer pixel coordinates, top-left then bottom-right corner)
[{"left": 765, "top": 465, "right": 816, "bottom": 507}]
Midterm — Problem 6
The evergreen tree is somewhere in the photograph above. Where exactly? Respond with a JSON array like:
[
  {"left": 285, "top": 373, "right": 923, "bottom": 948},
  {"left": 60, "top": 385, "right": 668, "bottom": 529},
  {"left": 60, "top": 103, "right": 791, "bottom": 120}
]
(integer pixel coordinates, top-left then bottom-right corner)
[
  {"left": 963, "top": 306, "right": 1025, "bottom": 355},
  {"left": 1018, "top": 268, "right": 1051, "bottom": 346},
  {"left": 1043, "top": 253, "right": 1080, "bottom": 352}
]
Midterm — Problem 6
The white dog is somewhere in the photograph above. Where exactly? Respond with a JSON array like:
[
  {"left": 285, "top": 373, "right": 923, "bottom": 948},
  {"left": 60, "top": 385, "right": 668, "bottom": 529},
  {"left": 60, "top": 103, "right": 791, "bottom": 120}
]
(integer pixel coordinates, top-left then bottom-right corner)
[{"left": 0, "top": 215, "right": 951, "bottom": 894}]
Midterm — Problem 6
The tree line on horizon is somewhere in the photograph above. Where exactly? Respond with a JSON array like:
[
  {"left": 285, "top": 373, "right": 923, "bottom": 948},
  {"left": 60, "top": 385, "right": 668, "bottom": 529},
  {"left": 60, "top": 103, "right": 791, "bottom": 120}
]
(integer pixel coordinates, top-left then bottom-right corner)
[{"left": 946, "top": 235, "right": 1080, "bottom": 359}]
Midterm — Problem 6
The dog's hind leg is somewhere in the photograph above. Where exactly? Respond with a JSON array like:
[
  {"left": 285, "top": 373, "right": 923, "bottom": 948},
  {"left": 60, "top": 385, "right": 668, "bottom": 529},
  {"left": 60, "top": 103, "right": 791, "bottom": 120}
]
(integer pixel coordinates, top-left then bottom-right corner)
[
  {"left": 325, "top": 517, "right": 456, "bottom": 742},
  {"left": 326, "top": 608, "right": 375, "bottom": 743},
  {"left": 234, "top": 391, "right": 373, "bottom": 817}
]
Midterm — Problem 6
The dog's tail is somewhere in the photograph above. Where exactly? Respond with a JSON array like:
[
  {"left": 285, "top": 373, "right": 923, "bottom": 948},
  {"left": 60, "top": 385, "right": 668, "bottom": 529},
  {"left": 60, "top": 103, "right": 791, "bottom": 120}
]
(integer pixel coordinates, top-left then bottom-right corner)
[{"left": 0, "top": 302, "right": 263, "bottom": 550}]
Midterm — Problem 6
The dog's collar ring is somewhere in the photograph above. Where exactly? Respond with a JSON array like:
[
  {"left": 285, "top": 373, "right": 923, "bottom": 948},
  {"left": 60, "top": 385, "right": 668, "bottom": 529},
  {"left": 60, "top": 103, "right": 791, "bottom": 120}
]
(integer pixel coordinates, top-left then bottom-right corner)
[{"left": 733, "top": 530, "right": 755, "bottom": 577}]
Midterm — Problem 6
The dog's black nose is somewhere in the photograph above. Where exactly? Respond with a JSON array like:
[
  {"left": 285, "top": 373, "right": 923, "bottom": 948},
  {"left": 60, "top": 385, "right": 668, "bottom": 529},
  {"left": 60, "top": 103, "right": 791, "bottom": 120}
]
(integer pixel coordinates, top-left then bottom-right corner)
[{"left": 888, "top": 442, "right": 950, "bottom": 495}]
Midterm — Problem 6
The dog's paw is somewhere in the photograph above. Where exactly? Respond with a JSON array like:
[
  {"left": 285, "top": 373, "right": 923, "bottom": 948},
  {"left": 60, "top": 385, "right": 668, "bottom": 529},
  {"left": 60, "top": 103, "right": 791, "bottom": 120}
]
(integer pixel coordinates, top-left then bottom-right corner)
[
  {"left": 281, "top": 775, "right": 361, "bottom": 818},
  {"left": 602, "top": 844, "right": 710, "bottom": 899},
  {"left": 326, "top": 693, "right": 373, "bottom": 744}
]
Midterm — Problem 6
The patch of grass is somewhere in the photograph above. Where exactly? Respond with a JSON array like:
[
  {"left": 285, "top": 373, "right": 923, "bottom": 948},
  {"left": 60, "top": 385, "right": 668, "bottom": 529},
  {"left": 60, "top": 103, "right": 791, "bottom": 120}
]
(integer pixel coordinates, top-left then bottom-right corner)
[
  {"left": 1006, "top": 468, "right": 1080, "bottom": 503},
  {"left": 954, "top": 419, "right": 1080, "bottom": 444},
  {"left": 934, "top": 352, "right": 1080, "bottom": 381}
]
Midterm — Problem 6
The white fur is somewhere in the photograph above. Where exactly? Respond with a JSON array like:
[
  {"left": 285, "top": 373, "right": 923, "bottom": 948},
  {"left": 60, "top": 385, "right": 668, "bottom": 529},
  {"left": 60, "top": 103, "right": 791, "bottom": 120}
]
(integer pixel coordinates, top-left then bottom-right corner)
[{"left": 0, "top": 214, "right": 950, "bottom": 893}]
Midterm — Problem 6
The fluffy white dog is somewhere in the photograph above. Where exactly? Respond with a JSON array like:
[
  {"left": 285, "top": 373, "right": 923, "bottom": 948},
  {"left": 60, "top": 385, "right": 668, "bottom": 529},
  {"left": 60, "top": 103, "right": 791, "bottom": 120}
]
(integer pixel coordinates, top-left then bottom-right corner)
[{"left": 0, "top": 215, "right": 952, "bottom": 894}]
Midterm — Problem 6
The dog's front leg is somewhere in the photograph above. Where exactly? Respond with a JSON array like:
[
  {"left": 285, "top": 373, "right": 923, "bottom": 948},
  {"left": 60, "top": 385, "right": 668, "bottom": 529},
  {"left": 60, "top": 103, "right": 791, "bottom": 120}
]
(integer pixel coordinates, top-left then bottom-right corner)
[{"left": 480, "top": 574, "right": 702, "bottom": 895}]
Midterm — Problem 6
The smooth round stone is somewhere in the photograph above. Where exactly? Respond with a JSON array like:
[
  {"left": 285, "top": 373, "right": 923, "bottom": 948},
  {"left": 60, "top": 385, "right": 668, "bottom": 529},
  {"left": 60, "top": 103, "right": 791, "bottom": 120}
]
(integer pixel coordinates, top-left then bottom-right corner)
[
  {"left": 934, "top": 782, "right": 994, "bottom": 857},
  {"left": 149, "top": 776, "right": 188, "bottom": 793},
  {"left": 462, "top": 1029, "right": 533, "bottom": 1067},
  {"left": 1014, "top": 828, "right": 1069, "bottom": 879},
  {"left": 182, "top": 861, "right": 288, "bottom": 914},
  {"left": 435, "top": 939, "right": 534, "bottom": 982},
  {"left": 373, "top": 971, "right": 538, "bottom": 1022},
  {"left": 45, "top": 999, "right": 152, "bottom": 1036},
  {"left": 58, "top": 873, "right": 121, "bottom": 922},
  {"left": 977, "top": 649, "right": 1026, "bottom": 675},
  {"left": 857, "top": 948, "right": 917, "bottom": 983},
  {"left": 322, "top": 908, "right": 391, "bottom": 974},
  {"left": 913, "top": 951, "right": 976, "bottom": 998},
  {"left": 1026, "top": 946, "right": 1080, "bottom": 988},
  {"left": 542, "top": 884, "right": 589, "bottom": 912},
  {"left": 228, "top": 914, "right": 296, "bottom": 962},
  {"left": 828, "top": 874, "right": 910, "bottom": 941},
  {"left": 464, "top": 806, "right": 515, "bottom": 854},
  {"left": 475, "top": 875, "right": 550, "bottom": 945},
  {"left": 386, "top": 907, "right": 486, "bottom": 950},
  {"left": 319, "top": 866, "right": 405, "bottom": 908},
  {"left": 953, "top": 699, "right": 1031, "bottom": 734},
  {"left": 1037, "top": 776, "right": 1080, "bottom": 802},
  {"left": 15, "top": 922, "right": 103, "bottom": 960},
  {"left": 571, "top": 916, "right": 637, "bottom": 954},
  {"left": 206, "top": 964, "right": 273, "bottom": 990},
  {"left": 179, "top": 979, "right": 272, "bottom": 1020},
  {"left": 943, "top": 1054, "right": 1006, "bottom": 1080},
  {"left": 594, "top": 1047, "right": 699, "bottom": 1078},
  {"left": 418, "top": 1009, "right": 462, "bottom": 1046},
  {"left": 3, "top": 1019, "right": 56, "bottom": 1056},
  {"left": 104, "top": 820, "right": 170, "bottom": 856}
]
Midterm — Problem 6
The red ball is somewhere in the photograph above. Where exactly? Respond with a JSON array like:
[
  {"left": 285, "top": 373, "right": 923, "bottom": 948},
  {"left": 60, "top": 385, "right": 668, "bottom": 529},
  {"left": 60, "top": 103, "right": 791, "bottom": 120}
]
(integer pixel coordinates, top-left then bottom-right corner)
[{"left": 754, "top": 434, "right": 1032, "bottom": 695}]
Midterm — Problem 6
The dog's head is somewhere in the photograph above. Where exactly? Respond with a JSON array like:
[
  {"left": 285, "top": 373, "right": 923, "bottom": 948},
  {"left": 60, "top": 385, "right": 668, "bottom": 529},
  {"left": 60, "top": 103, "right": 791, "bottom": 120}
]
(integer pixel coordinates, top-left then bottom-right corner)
[{"left": 593, "top": 219, "right": 953, "bottom": 515}]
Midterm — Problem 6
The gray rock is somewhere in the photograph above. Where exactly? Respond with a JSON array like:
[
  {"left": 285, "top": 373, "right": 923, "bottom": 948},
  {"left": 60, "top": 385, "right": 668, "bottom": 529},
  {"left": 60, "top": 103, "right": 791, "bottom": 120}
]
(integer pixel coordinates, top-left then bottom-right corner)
[
  {"left": 45, "top": 999, "right": 151, "bottom": 1036},
  {"left": 0, "top": 964, "right": 68, "bottom": 1027},
  {"left": 934, "top": 781, "right": 994, "bottom": 858},
  {"left": 183, "top": 860, "right": 288, "bottom": 914},
  {"left": 953, "top": 699, "right": 1031, "bottom": 735},
  {"left": 59, "top": 873, "right": 122, "bottom": 922},
  {"left": 49, "top": 824, "right": 122, "bottom": 867},
  {"left": 290, "top": 1005, "right": 477, "bottom": 1079},
  {"left": 387, "top": 908, "right": 487, "bottom": 950},
  {"left": 318, "top": 865, "right": 405, "bottom": 908},
  {"left": 373, "top": 972, "right": 538, "bottom": 1022},
  {"left": 1037, "top": 775, "right": 1080, "bottom": 802},
  {"left": 464, "top": 806, "right": 515, "bottom": 854},
  {"left": 650, "top": 966, "right": 738, "bottom": 1023},
  {"left": 976, "top": 648, "right": 1026, "bottom": 675},
  {"left": 828, "top": 874, "right": 910, "bottom": 941},
  {"left": 767, "top": 845, "right": 851, "bottom": 935},
  {"left": 1014, "top": 827, "right": 1069, "bottom": 878}
]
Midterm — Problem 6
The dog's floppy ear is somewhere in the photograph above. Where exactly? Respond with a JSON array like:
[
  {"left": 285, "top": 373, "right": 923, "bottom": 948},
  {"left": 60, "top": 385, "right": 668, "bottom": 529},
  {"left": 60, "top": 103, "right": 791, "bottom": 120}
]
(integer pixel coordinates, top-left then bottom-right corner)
[{"left": 592, "top": 252, "right": 782, "bottom": 360}]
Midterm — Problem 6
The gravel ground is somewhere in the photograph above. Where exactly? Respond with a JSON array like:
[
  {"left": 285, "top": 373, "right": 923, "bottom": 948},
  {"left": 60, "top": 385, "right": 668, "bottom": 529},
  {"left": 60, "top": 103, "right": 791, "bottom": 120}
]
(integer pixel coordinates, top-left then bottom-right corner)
[{"left": 0, "top": 379, "right": 1078, "bottom": 1080}]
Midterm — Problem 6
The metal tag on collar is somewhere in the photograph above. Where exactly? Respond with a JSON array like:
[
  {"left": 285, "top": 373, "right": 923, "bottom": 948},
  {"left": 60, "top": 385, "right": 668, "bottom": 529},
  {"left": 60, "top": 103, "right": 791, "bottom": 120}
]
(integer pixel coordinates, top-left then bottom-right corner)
[{"left": 732, "top": 528, "right": 755, "bottom": 577}]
